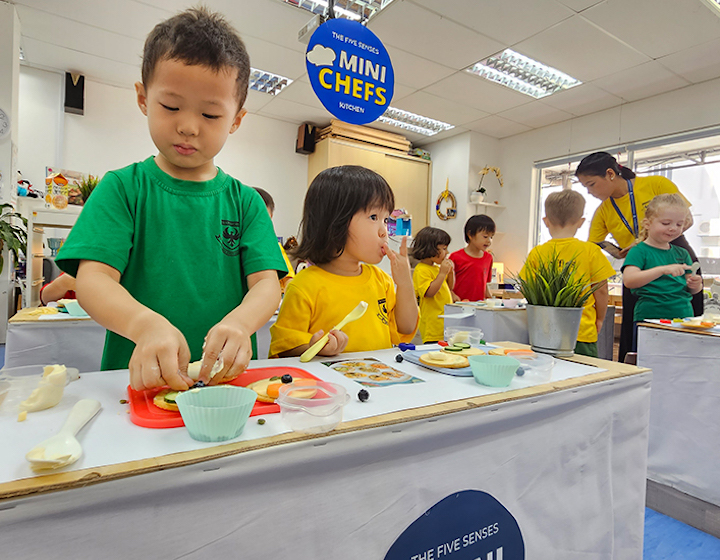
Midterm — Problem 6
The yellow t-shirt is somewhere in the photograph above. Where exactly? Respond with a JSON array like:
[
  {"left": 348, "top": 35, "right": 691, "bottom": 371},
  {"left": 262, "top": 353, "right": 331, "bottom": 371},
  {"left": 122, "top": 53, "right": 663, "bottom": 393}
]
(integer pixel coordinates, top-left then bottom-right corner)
[
  {"left": 279, "top": 243, "right": 295, "bottom": 279},
  {"left": 588, "top": 175, "right": 690, "bottom": 249},
  {"left": 521, "top": 238, "right": 615, "bottom": 343},
  {"left": 269, "top": 264, "right": 416, "bottom": 357},
  {"left": 413, "top": 262, "right": 453, "bottom": 343}
]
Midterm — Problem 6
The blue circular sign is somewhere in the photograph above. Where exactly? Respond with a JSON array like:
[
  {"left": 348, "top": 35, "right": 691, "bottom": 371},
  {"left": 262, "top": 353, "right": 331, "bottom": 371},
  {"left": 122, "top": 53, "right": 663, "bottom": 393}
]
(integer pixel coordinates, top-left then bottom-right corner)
[
  {"left": 385, "top": 490, "right": 525, "bottom": 560},
  {"left": 306, "top": 18, "right": 394, "bottom": 125}
]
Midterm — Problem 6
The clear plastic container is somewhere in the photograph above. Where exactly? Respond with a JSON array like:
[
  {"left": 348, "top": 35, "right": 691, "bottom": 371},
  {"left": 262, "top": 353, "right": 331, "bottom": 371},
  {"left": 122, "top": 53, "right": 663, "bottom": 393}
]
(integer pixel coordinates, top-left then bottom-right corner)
[
  {"left": 175, "top": 385, "right": 257, "bottom": 442},
  {"left": 444, "top": 327, "right": 484, "bottom": 346},
  {"left": 508, "top": 351, "right": 555, "bottom": 384},
  {"left": 276, "top": 380, "right": 350, "bottom": 434}
]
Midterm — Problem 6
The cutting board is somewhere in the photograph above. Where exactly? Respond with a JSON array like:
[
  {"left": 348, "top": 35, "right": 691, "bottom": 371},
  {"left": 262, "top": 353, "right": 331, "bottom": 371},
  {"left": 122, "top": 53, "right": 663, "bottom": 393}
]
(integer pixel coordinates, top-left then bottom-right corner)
[{"left": 127, "top": 366, "right": 318, "bottom": 429}]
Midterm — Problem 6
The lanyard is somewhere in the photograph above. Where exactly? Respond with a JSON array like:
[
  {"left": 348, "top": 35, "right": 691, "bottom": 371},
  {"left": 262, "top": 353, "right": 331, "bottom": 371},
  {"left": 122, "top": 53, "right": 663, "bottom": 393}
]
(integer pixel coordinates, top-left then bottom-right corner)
[{"left": 610, "top": 179, "right": 639, "bottom": 240}]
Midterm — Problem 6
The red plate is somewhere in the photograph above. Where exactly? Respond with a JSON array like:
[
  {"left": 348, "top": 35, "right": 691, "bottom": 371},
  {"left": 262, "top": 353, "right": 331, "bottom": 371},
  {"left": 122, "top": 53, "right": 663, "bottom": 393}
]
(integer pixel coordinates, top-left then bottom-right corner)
[{"left": 127, "top": 366, "right": 319, "bottom": 429}]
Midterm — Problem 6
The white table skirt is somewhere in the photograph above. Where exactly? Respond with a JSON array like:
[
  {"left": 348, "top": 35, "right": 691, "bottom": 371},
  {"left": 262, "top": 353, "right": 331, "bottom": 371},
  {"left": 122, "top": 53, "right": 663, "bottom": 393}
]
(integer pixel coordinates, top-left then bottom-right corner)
[
  {"left": 638, "top": 324, "right": 720, "bottom": 507},
  {"left": 0, "top": 349, "right": 651, "bottom": 559}
]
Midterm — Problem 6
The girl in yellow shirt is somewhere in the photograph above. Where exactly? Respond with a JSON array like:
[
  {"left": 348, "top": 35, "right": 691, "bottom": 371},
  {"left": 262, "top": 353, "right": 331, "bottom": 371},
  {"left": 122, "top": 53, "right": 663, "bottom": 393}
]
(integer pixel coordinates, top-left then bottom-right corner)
[
  {"left": 411, "top": 227, "right": 454, "bottom": 343},
  {"left": 269, "top": 166, "right": 418, "bottom": 358}
]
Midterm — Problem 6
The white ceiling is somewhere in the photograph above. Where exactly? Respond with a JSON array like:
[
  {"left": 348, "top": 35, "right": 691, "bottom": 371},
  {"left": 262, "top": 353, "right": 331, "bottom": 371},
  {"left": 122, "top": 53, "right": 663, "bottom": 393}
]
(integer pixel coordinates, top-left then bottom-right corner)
[{"left": 12, "top": 0, "right": 720, "bottom": 145}]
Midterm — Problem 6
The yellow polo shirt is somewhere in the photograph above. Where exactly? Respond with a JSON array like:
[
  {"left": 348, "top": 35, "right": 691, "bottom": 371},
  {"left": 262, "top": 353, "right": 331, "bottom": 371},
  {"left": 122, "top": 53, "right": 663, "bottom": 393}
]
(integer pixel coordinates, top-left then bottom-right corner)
[{"left": 413, "top": 262, "right": 453, "bottom": 343}]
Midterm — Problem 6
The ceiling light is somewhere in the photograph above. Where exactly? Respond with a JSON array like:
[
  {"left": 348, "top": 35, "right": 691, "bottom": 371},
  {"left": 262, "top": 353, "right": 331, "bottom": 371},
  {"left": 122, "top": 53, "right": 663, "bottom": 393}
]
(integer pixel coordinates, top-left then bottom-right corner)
[
  {"left": 378, "top": 107, "right": 454, "bottom": 137},
  {"left": 249, "top": 68, "right": 293, "bottom": 96},
  {"left": 465, "top": 48, "right": 581, "bottom": 99},
  {"left": 281, "top": 0, "right": 394, "bottom": 21},
  {"left": 699, "top": 0, "right": 720, "bottom": 16}
]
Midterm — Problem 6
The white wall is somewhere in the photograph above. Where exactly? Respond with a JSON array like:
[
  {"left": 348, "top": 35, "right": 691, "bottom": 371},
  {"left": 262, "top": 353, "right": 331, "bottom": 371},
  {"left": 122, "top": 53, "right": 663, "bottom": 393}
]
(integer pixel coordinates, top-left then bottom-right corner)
[{"left": 17, "top": 66, "right": 308, "bottom": 242}]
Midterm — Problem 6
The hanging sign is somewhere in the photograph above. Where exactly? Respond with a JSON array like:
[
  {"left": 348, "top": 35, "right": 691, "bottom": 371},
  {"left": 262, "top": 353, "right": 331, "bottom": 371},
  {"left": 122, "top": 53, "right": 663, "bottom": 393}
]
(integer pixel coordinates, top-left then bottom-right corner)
[
  {"left": 306, "top": 18, "right": 394, "bottom": 125},
  {"left": 385, "top": 490, "right": 525, "bottom": 560}
]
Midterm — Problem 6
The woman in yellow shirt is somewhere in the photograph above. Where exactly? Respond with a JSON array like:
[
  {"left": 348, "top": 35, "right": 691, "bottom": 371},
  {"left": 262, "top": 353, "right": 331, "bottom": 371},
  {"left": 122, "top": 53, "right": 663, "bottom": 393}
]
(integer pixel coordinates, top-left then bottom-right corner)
[{"left": 576, "top": 151, "right": 701, "bottom": 362}]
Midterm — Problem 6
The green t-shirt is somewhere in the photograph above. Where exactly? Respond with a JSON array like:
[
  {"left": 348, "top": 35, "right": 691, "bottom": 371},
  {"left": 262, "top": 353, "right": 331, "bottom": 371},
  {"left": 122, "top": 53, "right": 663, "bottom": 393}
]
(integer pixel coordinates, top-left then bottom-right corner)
[
  {"left": 622, "top": 241, "right": 692, "bottom": 322},
  {"left": 56, "top": 157, "right": 287, "bottom": 370}
]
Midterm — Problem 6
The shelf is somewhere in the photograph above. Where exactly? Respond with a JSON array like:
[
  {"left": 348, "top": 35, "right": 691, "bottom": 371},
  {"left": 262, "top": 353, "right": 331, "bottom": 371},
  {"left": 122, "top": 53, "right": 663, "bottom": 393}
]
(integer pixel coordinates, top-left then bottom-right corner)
[{"left": 469, "top": 201, "right": 505, "bottom": 209}]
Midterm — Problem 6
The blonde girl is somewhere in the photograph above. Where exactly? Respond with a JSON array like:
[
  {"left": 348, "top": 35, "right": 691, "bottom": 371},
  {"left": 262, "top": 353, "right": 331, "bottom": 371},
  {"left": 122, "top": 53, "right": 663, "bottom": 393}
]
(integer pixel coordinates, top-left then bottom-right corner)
[
  {"left": 622, "top": 194, "right": 703, "bottom": 349},
  {"left": 269, "top": 166, "right": 418, "bottom": 358},
  {"left": 411, "top": 227, "right": 453, "bottom": 344}
]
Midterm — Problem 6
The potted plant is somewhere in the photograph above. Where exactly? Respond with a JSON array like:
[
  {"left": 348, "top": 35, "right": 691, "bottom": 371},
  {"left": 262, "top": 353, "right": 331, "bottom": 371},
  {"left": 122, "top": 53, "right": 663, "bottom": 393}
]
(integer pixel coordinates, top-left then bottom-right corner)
[
  {"left": 0, "top": 203, "right": 28, "bottom": 275},
  {"left": 511, "top": 252, "right": 599, "bottom": 357}
]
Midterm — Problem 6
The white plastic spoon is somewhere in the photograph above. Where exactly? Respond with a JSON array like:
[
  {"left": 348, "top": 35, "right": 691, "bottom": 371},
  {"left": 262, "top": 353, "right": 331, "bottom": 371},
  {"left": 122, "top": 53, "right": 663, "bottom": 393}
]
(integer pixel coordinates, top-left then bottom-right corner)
[
  {"left": 26, "top": 399, "right": 101, "bottom": 471},
  {"left": 300, "top": 301, "right": 368, "bottom": 363}
]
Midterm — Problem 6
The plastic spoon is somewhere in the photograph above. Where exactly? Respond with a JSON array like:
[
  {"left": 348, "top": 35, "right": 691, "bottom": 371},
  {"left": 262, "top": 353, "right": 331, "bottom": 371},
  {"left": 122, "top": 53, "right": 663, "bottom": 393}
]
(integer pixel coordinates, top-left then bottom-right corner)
[
  {"left": 300, "top": 301, "right": 369, "bottom": 363},
  {"left": 25, "top": 399, "right": 101, "bottom": 471}
]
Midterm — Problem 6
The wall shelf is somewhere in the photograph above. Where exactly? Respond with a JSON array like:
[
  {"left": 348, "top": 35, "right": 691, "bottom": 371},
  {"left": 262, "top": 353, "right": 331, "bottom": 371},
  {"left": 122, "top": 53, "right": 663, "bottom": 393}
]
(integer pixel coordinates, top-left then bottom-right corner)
[{"left": 469, "top": 201, "right": 505, "bottom": 209}]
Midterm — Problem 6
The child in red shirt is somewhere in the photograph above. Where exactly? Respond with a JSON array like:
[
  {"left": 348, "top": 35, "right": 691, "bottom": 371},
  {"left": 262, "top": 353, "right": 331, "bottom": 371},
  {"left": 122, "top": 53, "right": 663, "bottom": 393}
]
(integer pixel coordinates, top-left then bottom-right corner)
[{"left": 449, "top": 214, "right": 495, "bottom": 301}]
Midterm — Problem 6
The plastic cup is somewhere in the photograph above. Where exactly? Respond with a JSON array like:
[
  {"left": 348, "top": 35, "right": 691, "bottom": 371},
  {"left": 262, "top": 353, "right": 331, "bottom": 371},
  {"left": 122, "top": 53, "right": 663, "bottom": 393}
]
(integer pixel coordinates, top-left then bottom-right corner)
[
  {"left": 176, "top": 385, "right": 257, "bottom": 442},
  {"left": 468, "top": 354, "right": 520, "bottom": 387}
]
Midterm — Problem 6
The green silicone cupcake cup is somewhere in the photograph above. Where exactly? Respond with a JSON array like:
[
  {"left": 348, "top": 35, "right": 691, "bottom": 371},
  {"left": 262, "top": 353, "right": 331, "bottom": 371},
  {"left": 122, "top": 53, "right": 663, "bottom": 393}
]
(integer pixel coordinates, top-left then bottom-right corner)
[
  {"left": 176, "top": 385, "right": 257, "bottom": 442},
  {"left": 468, "top": 355, "right": 521, "bottom": 388}
]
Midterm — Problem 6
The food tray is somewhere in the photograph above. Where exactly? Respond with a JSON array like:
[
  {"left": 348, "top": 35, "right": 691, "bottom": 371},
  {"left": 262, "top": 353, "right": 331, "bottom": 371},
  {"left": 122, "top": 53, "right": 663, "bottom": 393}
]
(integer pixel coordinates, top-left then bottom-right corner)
[
  {"left": 400, "top": 345, "right": 499, "bottom": 377},
  {"left": 128, "top": 366, "right": 319, "bottom": 429}
]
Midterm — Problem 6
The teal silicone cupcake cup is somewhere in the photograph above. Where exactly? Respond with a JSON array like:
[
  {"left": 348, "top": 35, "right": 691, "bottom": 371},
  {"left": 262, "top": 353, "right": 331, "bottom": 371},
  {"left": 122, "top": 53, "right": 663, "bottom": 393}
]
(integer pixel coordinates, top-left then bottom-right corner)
[
  {"left": 176, "top": 385, "right": 257, "bottom": 442},
  {"left": 468, "top": 355, "right": 521, "bottom": 387}
]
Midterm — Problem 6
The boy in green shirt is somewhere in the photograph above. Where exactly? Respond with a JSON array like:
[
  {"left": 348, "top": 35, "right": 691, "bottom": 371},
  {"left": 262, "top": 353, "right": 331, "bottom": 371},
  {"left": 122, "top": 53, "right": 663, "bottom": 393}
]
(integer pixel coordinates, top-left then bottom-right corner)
[{"left": 56, "top": 8, "right": 286, "bottom": 391}]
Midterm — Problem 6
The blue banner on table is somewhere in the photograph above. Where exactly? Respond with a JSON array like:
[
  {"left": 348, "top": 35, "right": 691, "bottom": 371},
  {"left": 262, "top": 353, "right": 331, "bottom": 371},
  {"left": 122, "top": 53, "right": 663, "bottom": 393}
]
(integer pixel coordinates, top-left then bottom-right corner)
[
  {"left": 385, "top": 490, "right": 524, "bottom": 560},
  {"left": 306, "top": 18, "right": 394, "bottom": 125}
]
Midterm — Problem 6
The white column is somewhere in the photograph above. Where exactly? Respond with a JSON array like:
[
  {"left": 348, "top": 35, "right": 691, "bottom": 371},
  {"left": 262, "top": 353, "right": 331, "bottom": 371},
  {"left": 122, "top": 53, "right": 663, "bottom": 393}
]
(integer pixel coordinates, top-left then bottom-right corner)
[{"left": 0, "top": 2, "right": 22, "bottom": 342}]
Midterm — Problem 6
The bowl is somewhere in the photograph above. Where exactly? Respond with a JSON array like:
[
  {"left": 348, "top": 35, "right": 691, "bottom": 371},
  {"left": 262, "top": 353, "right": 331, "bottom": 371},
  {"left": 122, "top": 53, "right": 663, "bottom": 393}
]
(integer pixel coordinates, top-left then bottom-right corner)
[
  {"left": 58, "top": 299, "right": 89, "bottom": 317},
  {"left": 468, "top": 355, "right": 520, "bottom": 387},
  {"left": 444, "top": 327, "right": 483, "bottom": 346},
  {"left": 276, "top": 380, "right": 350, "bottom": 434},
  {"left": 508, "top": 351, "right": 555, "bottom": 383},
  {"left": 175, "top": 385, "right": 257, "bottom": 442},
  {"left": 502, "top": 299, "right": 521, "bottom": 309}
]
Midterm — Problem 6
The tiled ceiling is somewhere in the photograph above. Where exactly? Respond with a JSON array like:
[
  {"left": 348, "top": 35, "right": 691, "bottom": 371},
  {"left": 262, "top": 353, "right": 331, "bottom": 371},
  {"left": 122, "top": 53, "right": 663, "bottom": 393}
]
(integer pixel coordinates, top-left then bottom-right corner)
[{"left": 12, "top": 0, "right": 720, "bottom": 144}]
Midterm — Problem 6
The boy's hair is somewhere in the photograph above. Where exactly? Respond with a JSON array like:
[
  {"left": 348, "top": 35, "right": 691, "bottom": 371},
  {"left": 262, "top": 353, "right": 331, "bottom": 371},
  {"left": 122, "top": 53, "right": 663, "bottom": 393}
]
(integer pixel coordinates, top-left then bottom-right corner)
[
  {"left": 142, "top": 7, "right": 251, "bottom": 109},
  {"left": 253, "top": 187, "right": 275, "bottom": 214},
  {"left": 545, "top": 189, "right": 585, "bottom": 227},
  {"left": 639, "top": 193, "right": 688, "bottom": 241},
  {"left": 575, "top": 151, "right": 636, "bottom": 180},
  {"left": 295, "top": 166, "right": 395, "bottom": 265},
  {"left": 411, "top": 227, "right": 451, "bottom": 260},
  {"left": 464, "top": 214, "right": 495, "bottom": 243}
]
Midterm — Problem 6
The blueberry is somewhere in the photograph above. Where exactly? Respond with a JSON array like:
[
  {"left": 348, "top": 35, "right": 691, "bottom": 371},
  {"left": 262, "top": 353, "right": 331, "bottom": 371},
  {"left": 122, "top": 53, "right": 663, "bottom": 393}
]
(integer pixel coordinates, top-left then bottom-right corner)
[
  {"left": 395, "top": 354, "right": 404, "bottom": 363},
  {"left": 281, "top": 374, "right": 293, "bottom": 384},
  {"left": 191, "top": 380, "right": 206, "bottom": 388},
  {"left": 358, "top": 389, "right": 370, "bottom": 402}
]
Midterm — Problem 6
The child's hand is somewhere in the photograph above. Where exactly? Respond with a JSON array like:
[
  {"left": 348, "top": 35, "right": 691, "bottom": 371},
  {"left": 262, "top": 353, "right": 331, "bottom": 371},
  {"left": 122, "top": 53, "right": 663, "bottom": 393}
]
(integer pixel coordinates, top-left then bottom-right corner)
[
  {"left": 384, "top": 236, "right": 412, "bottom": 285},
  {"left": 439, "top": 257, "right": 453, "bottom": 276},
  {"left": 200, "top": 321, "right": 253, "bottom": 385},
  {"left": 663, "top": 264, "right": 691, "bottom": 277},
  {"left": 310, "top": 329, "right": 349, "bottom": 356},
  {"left": 128, "top": 317, "right": 193, "bottom": 392},
  {"left": 686, "top": 274, "right": 703, "bottom": 294}
]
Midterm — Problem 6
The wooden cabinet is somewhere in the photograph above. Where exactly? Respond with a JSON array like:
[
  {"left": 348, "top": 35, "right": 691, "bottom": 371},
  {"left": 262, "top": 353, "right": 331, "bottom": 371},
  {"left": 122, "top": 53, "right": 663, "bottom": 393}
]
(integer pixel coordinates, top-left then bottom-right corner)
[{"left": 308, "top": 138, "right": 431, "bottom": 233}]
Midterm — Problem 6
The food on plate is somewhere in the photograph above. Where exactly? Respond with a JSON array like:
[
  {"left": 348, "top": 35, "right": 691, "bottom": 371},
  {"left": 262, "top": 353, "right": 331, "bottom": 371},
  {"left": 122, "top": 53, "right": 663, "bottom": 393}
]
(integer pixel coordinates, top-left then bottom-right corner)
[
  {"left": 488, "top": 348, "right": 534, "bottom": 356},
  {"left": 680, "top": 319, "right": 717, "bottom": 329},
  {"left": 327, "top": 359, "right": 412, "bottom": 384},
  {"left": 154, "top": 389, "right": 181, "bottom": 411},
  {"left": 187, "top": 357, "right": 230, "bottom": 382},
  {"left": 247, "top": 377, "right": 317, "bottom": 403},
  {"left": 20, "top": 364, "right": 68, "bottom": 412},
  {"left": 442, "top": 343, "right": 486, "bottom": 357},
  {"left": 419, "top": 351, "right": 469, "bottom": 369}
]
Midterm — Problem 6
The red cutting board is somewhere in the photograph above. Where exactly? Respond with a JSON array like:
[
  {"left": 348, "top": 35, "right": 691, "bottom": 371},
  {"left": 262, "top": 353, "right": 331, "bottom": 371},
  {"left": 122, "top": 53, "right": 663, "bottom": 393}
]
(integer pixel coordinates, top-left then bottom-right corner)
[{"left": 128, "top": 366, "right": 318, "bottom": 429}]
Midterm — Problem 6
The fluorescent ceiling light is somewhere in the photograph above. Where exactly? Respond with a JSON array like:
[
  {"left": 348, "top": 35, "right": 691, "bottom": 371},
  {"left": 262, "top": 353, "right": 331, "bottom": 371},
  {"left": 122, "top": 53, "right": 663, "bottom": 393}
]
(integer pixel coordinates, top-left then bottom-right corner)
[
  {"left": 378, "top": 107, "right": 454, "bottom": 137},
  {"left": 249, "top": 68, "right": 293, "bottom": 96},
  {"left": 465, "top": 49, "right": 581, "bottom": 99},
  {"left": 281, "top": 0, "right": 395, "bottom": 21},
  {"left": 699, "top": 0, "right": 720, "bottom": 16}
]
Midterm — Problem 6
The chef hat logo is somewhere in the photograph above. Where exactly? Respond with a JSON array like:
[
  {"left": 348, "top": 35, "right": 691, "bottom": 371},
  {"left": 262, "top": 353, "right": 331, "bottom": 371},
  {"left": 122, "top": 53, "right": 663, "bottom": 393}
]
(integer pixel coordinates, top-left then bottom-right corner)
[{"left": 307, "top": 45, "right": 336, "bottom": 67}]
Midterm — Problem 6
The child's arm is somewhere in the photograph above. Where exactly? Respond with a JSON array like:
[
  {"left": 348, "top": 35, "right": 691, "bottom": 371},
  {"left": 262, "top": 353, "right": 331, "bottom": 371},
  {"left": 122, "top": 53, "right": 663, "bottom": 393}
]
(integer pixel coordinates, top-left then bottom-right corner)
[
  {"left": 75, "top": 260, "right": 194, "bottom": 392},
  {"left": 686, "top": 273, "right": 703, "bottom": 295},
  {"left": 592, "top": 280, "right": 609, "bottom": 334},
  {"left": 384, "top": 237, "right": 419, "bottom": 334},
  {"left": 446, "top": 260, "right": 455, "bottom": 291},
  {"left": 201, "top": 270, "right": 282, "bottom": 384},
  {"left": 277, "top": 330, "right": 349, "bottom": 358},
  {"left": 623, "top": 263, "right": 691, "bottom": 289},
  {"left": 424, "top": 259, "right": 453, "bottom": 298}
]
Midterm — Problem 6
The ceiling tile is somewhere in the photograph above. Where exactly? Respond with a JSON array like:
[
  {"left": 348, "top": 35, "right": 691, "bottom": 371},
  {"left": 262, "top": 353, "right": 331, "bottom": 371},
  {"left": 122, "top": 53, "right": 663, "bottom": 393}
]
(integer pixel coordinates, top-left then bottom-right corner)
[
  {"left": 498, "top": 101, "right": 574, "bottom": 128},
  {"left": 553, "top": 0, "right": 604, "bottom": 12},
  {"left": 410, "top": 0, "right": 574, "bottom": 46},
  {"left": 414, "top": 125, "right": 470, "bottom": 147},
  {"left": 266, "top": 79, "right": 323, "bottom": 110},
  {"left": 244, "top": 89, "right": 275, "bottom": 113},
  {"left": 243, "top": 36, "right": 307, "bottom": 81},
  {"left": 465, "top": 115, "right": 532, "bottom": 139},
  {"left": 582, "top": 0, "right": 720, "bottom": 59},
  {"left": 256, "top": 98, "right": 331, "bottom": 126},
  {"left": 389, "top": 83, "right": 417, "bottom": 103},
  {"left": 365, "top": 121, "right": 427, "bottom": 144},
  {"left": 423, "top": 72, "right": 532, "bottom": 115},
  {"left": 539, "top": 83, "right": 623, "bottom": 116},
  {"left": 658, "top": 37, "right": 720, "bottom": 84},
  {"left": 593, "top": 60, "right": 690, "bottom": 102},
  {"left": 512, "top": 15, "right": 649, "bottom": 83},
  {"left": 392, "top": 91, "right": 488, "bottom": 126},
  {"left": 385, "top": 46, "right": 456, "bottom": 90},
  {"left": 367, "top": 0, "right": 505, "bottom": 70}
]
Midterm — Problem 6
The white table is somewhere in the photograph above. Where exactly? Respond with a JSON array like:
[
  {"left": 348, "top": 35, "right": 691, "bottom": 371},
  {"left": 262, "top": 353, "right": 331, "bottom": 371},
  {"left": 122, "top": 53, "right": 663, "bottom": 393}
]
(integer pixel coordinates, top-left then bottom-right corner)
[
  {"left": 0, "top": 346, "right": 651, "bottom": 559},
  {"left": 638, "top": 322, "right": 720, "bottom": 536},
  {"left": 443, "top": 304, "right": 616, "bottom": 360}
]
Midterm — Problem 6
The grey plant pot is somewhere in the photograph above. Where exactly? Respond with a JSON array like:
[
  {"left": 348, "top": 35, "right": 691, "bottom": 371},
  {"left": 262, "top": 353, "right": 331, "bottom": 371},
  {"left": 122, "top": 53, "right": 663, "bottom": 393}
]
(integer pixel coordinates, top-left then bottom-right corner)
[{"left": 526, "top": 304, "right": 583, "bottom": 357}]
